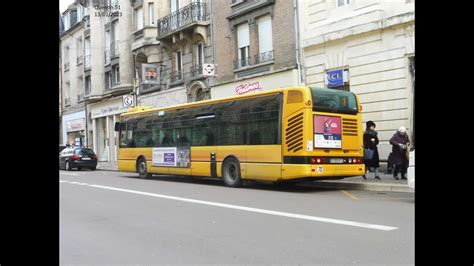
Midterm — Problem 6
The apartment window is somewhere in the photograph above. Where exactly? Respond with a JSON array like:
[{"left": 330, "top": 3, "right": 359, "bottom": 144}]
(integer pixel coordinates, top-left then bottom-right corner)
[
  {"left": 135, "top": 7, "right": 144, "bottom": 30},
  {"left": 257, "top": 15, "right": 273, "bottom": 63},
  {"left": 105, "top": 71, "right": 112, "bottom": 89},
  {"left": 148, "top": 3, "right": 155, "bottom": 25},
  {"left": 105, "top": 30, "right": 111, "bottom": 65},
  {"left": 113, "top": 65, "right": 120, "bottom": 84},
  {"left": 85, "top": 37, "right": 91, "bottom": 68},
  {"left": 237, "top": 23, "right": 250, "bottom": 68},
  {"left": 112, "top": 21, "right": 120, "bottom": 57},
  {"left": 196, "top": 43, "right": 204, "bottom": 65},
  {"left": 337, "top": 0, "right": 350, "bottom": 7},
  {"left": 177, "top": 51, "right": 183, "bottom": 72},
  {"left": 64, "top": 46, "right": 70, "bottom": 70},
  {"left": 85, "top": 76, "right": 91, "bottom": 95},
  {"left": 171, "top": 0, "right": 180, "bottom": 12}
]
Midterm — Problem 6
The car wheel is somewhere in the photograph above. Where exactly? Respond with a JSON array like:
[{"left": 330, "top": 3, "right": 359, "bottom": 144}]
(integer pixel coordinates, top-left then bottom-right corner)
[
  {"left": 222, "top": 157, "right": 243, "bottom": 188},
  {"left": 137, "top": 158, "right": 152, "bottom": 179},
  {"left": 65, "top": 161, "right": 71, "bottom": 171}
]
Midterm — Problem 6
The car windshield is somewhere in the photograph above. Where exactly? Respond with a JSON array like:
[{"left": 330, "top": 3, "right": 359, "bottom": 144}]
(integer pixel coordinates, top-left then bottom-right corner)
[{"left": 75, "top": 149, "right": 94, "bottom": 156}]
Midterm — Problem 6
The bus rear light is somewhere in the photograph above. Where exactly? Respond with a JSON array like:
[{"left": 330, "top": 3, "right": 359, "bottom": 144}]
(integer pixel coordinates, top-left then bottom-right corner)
[{"left": 316, "top": 158, "right": 321, "bottom": 163}]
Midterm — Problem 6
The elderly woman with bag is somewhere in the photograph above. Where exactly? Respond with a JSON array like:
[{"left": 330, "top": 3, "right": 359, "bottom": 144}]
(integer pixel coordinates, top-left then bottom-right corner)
[
  {"left": 389, "top": 126, "right": 410, "bottom": 180},
  {"left": 362, "top": 121, "right": 380, "bottom": 180}
]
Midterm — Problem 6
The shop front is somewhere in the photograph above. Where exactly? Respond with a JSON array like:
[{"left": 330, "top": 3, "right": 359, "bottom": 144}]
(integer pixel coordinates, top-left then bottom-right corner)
[
  {"left": 90, "top": 97, "right": 131, "bottom": 162},
  {"left": 62, "top": 111, "right": 86, "bottom": 147}
]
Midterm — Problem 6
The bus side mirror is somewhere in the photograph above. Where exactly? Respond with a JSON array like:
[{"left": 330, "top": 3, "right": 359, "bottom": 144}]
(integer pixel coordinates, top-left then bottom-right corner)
[{"left": 114, "top": 122, "right": 121, "bottom": 132}]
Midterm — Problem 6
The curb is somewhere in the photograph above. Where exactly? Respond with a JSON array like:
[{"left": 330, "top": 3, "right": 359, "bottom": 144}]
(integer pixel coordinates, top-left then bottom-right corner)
[
  {"left": 310, "top": 180, "right": 414, "bottom": 193},
  {"left": 95, "top": 167, "right": 413, "bottom": 193}
]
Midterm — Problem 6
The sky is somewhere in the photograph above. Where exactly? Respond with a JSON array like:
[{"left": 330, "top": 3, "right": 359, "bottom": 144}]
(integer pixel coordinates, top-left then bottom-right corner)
[{"left": 60, "top": 0, "right": 75, "bottom": 13}]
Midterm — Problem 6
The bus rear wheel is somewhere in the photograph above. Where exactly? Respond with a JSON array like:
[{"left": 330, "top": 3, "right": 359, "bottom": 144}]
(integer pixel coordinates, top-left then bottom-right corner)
[
  {"left": 222, "top": 157, "right": 243, "bottom": 188},
  {"left": 137, "top": 158, "right": 152, "bottom": 179}
]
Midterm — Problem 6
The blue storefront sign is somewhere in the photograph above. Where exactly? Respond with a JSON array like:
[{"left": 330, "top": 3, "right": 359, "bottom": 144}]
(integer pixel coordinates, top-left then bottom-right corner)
[{"left": 327, "top": 69, "right": 344, "bottom": 88}]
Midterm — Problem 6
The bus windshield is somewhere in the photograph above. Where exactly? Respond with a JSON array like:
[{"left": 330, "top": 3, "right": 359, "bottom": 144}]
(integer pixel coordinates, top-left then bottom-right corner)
[{"left": 311, "top": 87, "right": 358, "bottom": 115}]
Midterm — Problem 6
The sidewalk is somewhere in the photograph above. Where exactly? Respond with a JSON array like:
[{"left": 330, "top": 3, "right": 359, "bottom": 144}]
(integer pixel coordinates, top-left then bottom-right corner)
[{"left": 97, "top": 162, "right": 412, "bottom": 193}]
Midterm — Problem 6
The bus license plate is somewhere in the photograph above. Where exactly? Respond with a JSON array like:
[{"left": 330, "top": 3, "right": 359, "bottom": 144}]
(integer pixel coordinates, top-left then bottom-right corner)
[
  {"left": 82, "top": 157, "right": 91, "bottom": 160},
  {"left": 330, "top": 158, "right": 344, "bottom": 164}
]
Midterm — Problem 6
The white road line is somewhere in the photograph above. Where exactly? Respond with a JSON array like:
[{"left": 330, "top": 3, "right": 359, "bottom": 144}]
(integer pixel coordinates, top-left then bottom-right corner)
[
  {"left": 60, "top": 180, "right": 398, "bottom": 231},
  {"left": 60, "top": 172, "right": 79, "bottom": 176}
]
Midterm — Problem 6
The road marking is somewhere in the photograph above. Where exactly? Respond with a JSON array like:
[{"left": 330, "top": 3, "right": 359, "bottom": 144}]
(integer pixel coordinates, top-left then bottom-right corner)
[
  {"left": 60, "top": 180, "right": 398, "bottom": 231},
  {"left": 340, "top": 190, "right": 358, "bottom": 200},
  {"left": 60, "top": 172, "right": 79, "bottom": 176}
]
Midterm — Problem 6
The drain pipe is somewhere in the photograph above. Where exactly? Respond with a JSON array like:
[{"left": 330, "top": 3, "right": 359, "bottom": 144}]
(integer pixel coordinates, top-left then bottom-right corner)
[{"left": 293, "top": 0, "right": 304, "bottom": 86}]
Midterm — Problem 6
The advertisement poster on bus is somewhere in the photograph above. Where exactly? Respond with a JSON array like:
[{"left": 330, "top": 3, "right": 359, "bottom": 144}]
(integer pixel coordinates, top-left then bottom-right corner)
[
  {"left": 313, "top": 115, "right": 342, "bottom": 148},
  {"left": 152, "top": 147, "right": 190, "bottom": 167},
  {"left": 177, "top": 146, "right": 190, "bottom": 167}
]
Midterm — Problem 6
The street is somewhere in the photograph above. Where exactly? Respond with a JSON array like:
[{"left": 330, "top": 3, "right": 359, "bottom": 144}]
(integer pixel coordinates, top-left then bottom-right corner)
[{"left": 60, "top": 170, "right": 414, "bottom": 265}]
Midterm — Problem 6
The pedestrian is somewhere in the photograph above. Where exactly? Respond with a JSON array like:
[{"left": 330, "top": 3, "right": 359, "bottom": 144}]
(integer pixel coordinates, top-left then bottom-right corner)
[
  {"left": 362, "top": 121, "right": 381, "bottom": 180},
  {"left": 389, "top": 126, "right": 410, "bottom": 180}
]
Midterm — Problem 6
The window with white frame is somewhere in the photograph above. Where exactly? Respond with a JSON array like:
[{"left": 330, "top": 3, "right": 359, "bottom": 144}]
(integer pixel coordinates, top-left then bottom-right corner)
[
  {"left": 171, "top": 0, "right": 180, "bottom": 12},
  {"left": 84, "top": 37, "right": 91, "bottom": 68},
  {"left": 105, "top": 71, "right": 112, "bottom": 89},
  {"left": 176, "top": 51, "right": 182, "bottom": 72},
  {"left": 85, "top": 76, "right": 91, "bottom": 95},
  {"left": 237, "top": 23, "right": 249, "bottom": 67},
  {"left": 135, "top": 7, "right": 144, "bottom": 30},
  {"left": 112, "top": 21, "right": 120, "bottom": 56},
  {"left": 113, "top": 65, "right": 120, "bottom": 84},
  {"left": 337, "top": 0, "right": 350, "bottom": 7},
  {"left": 196, "top": 43, "right": 204, "bottom": 66},
  {"left": 257, "top": 15, "right": 273, "bottom": 63},
  {"left": 148, "top": 3, "right": 155, "bottom": 25}
]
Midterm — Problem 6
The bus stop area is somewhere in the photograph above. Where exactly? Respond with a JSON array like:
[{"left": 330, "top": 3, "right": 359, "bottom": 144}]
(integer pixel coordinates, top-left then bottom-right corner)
[{"left": 96, "top": 162, "right": 412, "bottom": 193}]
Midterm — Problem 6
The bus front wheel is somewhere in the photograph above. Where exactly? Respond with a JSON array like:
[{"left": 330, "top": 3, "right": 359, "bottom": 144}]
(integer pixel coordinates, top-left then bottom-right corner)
[
  {"left": 222, "top": 157, "right": 243, "bottom": 188},
  {"left": 137, "top": 158, "right": 152, "bottom": 179}
]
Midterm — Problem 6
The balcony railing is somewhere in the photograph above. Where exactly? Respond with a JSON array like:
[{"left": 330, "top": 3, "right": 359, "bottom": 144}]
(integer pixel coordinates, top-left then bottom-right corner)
[
  {"left": 170, "top": 70, "right": 183, "bottom": 83},
  {"left": 76, "top": 55, "right": 83, "bottom": 65},
  {"left": 84, "top": 55, "right": 91, "bottom": 69},
  {"left": 104, "top": 49, "right": 111, "bottom": 65},
  {"left": 64, "top": 62, "right": 70, "bottom": 71},
  {"left": 158, "top": 2, "right": 206, "bottom": 37},
  {"left": 111, "top": 41, "right": 120, "bottom": 58},
  {"left": 233, "top": 57, "right": 252, "bottom": 70},
  {"left": 254, "top": 50, "right": 273, "bottom": 64},
  {"left": 190, "top": 64, "right": 203, "bottom": 77}
]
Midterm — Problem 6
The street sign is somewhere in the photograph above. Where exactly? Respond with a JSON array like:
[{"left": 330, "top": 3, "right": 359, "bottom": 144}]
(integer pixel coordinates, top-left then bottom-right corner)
[
  {"left": 203, "top": 64, "right": 215, "bottom": 76},
  {"left": 326, "top": 69, "right": 344, "bottom": 87},
  {"left": 123, "top": 94, "right": 135, "bottom": 108}
]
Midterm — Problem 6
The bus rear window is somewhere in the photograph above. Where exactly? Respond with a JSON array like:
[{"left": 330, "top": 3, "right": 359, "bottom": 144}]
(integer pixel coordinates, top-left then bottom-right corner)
[{"left": 310, "top": 87, "right": 358, "bottom": 114}]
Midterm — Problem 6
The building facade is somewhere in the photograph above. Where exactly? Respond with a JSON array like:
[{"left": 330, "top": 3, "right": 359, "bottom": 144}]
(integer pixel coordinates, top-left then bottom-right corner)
[
  {"left": 60, "top": 3, "right": 87, "bottom": 147},
  {"left": 300, "top": 0, "right": 415, "bottom": 159},
  {"left": 210, "top": 0, "right": 302, "bottom": 98}
]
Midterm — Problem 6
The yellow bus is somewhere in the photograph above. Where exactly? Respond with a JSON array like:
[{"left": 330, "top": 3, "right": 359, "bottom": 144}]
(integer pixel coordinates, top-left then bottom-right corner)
[{"left": 115, "top": 86, "right": 364, "bottom": 187}]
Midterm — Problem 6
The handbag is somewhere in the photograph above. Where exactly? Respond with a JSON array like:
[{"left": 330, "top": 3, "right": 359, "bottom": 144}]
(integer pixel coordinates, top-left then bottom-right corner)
[{"left": 364, "top": 148, "right": 374, "bottom": 160}]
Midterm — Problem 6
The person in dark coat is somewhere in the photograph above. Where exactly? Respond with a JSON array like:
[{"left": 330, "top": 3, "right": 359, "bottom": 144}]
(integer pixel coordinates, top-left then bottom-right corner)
[
  {"left": 362, "top": 121, "right": 381, "bottom": 180},
  {"left": 389, "top": 126, "right": 410, "bottom": 180}
]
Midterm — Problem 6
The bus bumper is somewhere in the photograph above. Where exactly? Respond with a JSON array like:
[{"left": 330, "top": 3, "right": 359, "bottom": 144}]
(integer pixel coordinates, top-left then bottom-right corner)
[{"left": 281, "top": 164, "right": 365, "bottom": 180}]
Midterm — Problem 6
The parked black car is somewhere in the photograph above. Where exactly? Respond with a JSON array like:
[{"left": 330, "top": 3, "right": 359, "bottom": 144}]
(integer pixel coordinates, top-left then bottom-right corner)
[
  {"left": 59, "top": 147, "right": 97, "bottom": 171},
  {"left": 59, "top": 145, "right": 67, "bottom": 154}
]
